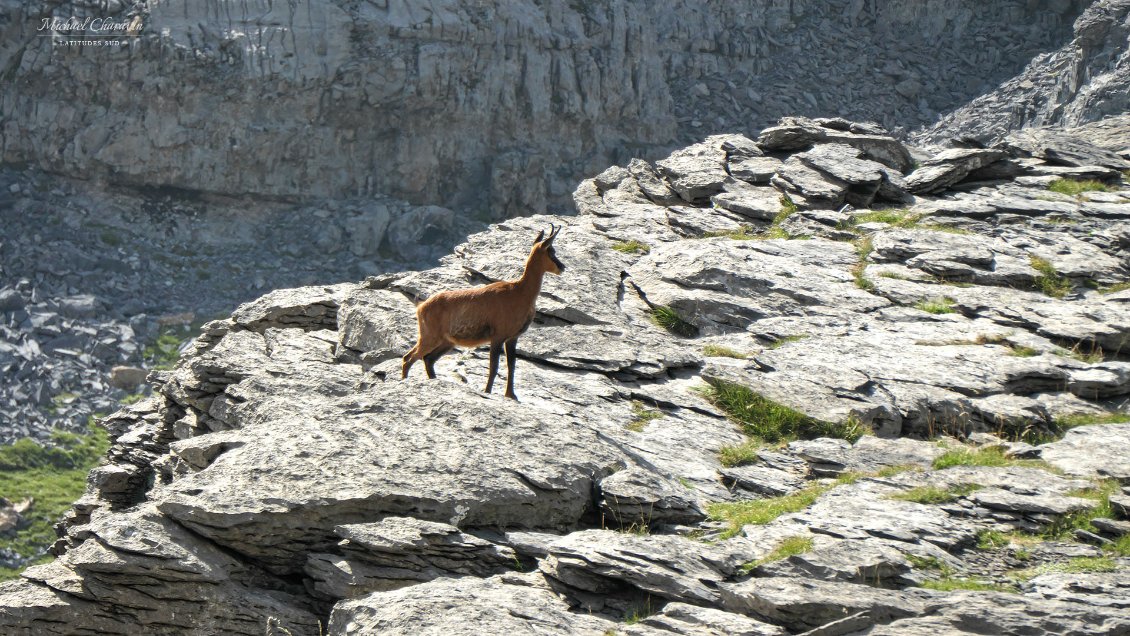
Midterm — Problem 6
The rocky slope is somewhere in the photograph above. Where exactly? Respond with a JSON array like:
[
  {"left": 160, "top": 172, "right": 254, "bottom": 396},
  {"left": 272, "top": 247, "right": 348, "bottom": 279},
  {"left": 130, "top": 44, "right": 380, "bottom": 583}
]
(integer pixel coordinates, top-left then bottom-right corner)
[
  {"left": 919, "top": 0, "right": 1130, "bottom": 145},
  {"left": 0, "top": 117, "right": 1128, "bottom": 634},
  {"left": 0, "top": 0, "right": 1089, "bottom": 214}
]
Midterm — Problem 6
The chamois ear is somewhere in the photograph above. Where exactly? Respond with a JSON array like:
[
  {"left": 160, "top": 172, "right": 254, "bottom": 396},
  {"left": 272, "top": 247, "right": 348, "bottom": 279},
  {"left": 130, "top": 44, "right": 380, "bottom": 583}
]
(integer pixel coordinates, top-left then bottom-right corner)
[{"left": 534, "top": 229, "right": 545, "bottom": 244}]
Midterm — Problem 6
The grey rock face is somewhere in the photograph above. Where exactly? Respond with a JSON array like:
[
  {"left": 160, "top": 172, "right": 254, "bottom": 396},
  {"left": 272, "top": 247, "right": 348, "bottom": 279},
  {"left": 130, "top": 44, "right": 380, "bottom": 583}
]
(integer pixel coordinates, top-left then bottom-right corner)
[
  {"left": 1, "top": 1, "right": 1088, "bottom": 213},
  {"left": 327, "top": 574, "right": 617, "bottom": 635},
  {"left": 919, "top": 1, "right": 1130, "bottom": 145}
]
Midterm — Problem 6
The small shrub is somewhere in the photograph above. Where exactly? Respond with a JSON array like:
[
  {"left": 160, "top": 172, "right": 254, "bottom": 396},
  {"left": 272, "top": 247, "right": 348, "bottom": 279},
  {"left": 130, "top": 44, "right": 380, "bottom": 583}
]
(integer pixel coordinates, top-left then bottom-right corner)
[
  {"left": 1029, "top": 255, "right": 1071, "bottom": 298},
  {"left": 914, "top": 296, "right": 956, "bottom": 315},
  {"left": 718, "top": 440, "right": 760, "bottom": 467},
  {"left": 1047, "top": 179, "right": 1114, "bottom": 197},
  {"left": 612, "top": 240, "right": 651, "bottom": 255},
  {"left": 742, "top": 536, "right": 814, "bottom": 572},
  {"left": 650, "top": 305, "right": 698, "bottom": 337},
  {"left": 702, "top": 344, "right": 748, "bottom": 359}
]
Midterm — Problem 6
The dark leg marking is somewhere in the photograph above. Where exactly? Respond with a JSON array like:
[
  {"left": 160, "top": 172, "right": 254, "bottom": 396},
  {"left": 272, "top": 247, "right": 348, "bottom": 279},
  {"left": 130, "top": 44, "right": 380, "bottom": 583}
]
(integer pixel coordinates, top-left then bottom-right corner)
[
  {"left": 504, "top": 339, "right": 518, "bottom": 400},
  {"left": 485, "top": 342, "right": 502, "bottom": 394},
  {"left": 423, "top": 345, "right": 453, "bottom": 380}
]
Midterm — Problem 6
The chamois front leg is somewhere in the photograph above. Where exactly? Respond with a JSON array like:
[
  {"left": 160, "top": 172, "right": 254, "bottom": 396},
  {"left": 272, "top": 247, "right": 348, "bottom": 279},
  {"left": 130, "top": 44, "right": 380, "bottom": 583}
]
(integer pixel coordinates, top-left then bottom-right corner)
[
  {"left": 484, "top": 342, "right": 502, "bottom": 394},
  {"left": 503, "top": 338, "right": 518, "bottom": 400}
]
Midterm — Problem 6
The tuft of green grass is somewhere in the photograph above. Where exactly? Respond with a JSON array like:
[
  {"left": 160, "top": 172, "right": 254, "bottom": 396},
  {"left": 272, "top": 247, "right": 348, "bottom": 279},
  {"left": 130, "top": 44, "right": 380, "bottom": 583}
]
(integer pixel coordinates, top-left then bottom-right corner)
[
  {"left": 876, "top": 464, "right": 922, "bottom": 478},
  {"left": 778, "top": 195, "right": 798, "bottom": 219},
  {"left": 1029, "top": 255, "right": 1072, "bottom": 299},
  {"left": 852, "top": 236, "right": 875, "bottom": 291},
  {"left": 702, "top": 344, "right": 748, "bottom": 359},
  {"left": 1099, "top": 281, "right": 1130, "bottom": 295},
  {"left": 701, "top": 379, "right": 867, "bottom": 444},
  {"left": 907, "top": 554, "right": 954, "bottom": 576},
  {"left": 914, "top": 296, "right": 957, "bottom": 315},
  {"left": 977, "top": 529, "right": 1012, "bottom": 550},
  {"left": 1053, "top": 412, "right": 1130, "bottom": 429},
  {"left": 1041, "top": 480, "right": 1120, "bottom": 539},
  {"left": 0, "top": 423, "right": 110, "bottom": 581},
  {"left": 877, "top": 271, "right": 909, "bottom": 280},
  {"left": 612, "top": 240, "right": 651, "bottom": 255},
  {"left": 1010, "top": 557, "right": 1117, "bottom": 582},
  {"left": 718, "top": 440, "right": 760, "bottom": 467},
  {"left": 1106, "top": 534, "right": 1130, "bottom": 557},
  {"left": 931, "top": 446, "right": 1053, "bottom": 471},
  {"left": 120, "top": 393, "right": 147, "bottom": 405},
  {"left": 1053, "top": 342, "right": 1105, "bottom": 364},
  {"left": 650, "top": 305, "right": 699, "bottom": 337},
  {"left": 767, "top": 334, "right": 809, "bottom": 349},
  {"left": 1007, "top": 345, "right": 1040, "bottom": 358},
  {"left": 144, "top": 326, "right": 189, "bottom": 370},
  {"left": 742, "top": 536, "right": 814, "bottom": 573},
  {"left": 627, "top": 401, "right": 663, "bottom": 432},
  {"left": 708, "top": 483, "right": 831, "bottom": 538},
  {"left": 623, "top": 597, "right": 655, "bottom": 625},
  {"left": 846, "top": 209, "right": 921, "bottom": 228},
  {"left": 891, "top": 483, "right": 982, "bottom": 505},
  {"left": 1047, "top": 178, "right": 1114, "bottom": 197},
  {"left": 920, "top": 577, "right": 1017, "bottom": 593},
  {"left": 703, "top": 225, "right": 760, "bottom": 240}
]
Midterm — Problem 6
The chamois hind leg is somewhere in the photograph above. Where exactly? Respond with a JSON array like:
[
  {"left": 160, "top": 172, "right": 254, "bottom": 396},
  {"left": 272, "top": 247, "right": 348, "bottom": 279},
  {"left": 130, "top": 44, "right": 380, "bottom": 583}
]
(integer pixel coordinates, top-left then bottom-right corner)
[
  {"left": 484, "top": 342, "right": 502, "bottom": 394},
  {"left": 503, "top": 338, "right": 518, "bottom": 400},
  {"left": 423, "top": 344, "right": 454, "bottom": 379}
]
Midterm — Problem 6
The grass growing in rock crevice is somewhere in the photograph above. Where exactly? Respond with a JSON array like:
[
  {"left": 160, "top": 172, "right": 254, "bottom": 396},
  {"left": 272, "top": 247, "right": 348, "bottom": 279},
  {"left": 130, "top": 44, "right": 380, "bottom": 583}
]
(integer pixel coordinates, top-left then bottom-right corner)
[
  {"left": 702, "top": 344, "right": 748, "bottom": 359},
  {"left": 701, "top": 379, "right": 868, "bottom": 444},
  {"left": 649, "top": 305, "right": 699, "bottom": 337},
  {"left": 890, "top": 483, "right": 983, "bottom": 504},
  {"left": 718, "top": 440, "right": 760, "bottom": 467},
  {"left": 741, "top": 535, "right": 814, "bottom": 573},
  {"left": 144, "top": 325, "right": 191, "bottom": 370},
  {"left": 1040, "top": 479, "right": 1120, "bottom": 540},
  {"left": 611, "top": 240, "right": 651, "bottom": 255},
  {"left": 1047, "top": 178, "right": 1115, "bottom": 197},
  {"left": 1028, "top": 255, "right": 1072, "bottom": 298},
  {"left": 1009, "top": 557, "right": 1116, "bottom": 582},
  {"left": 852, "top": 236, "right": 875, "bottom": 291},
  {"left": 708, "top": 483, "right": 830, "bottom": 539},
  {"left": 626, "top": 401, "right": 663, "bottom": 432},
  {"left": 0, "top": 423, "right": 110, "bottom": 582},
  {"left": 931, "top": 445, "right": 1056, "bottom": 472},
  {"left": 913, "top": 296, "right": 957, "bottom": 315}
]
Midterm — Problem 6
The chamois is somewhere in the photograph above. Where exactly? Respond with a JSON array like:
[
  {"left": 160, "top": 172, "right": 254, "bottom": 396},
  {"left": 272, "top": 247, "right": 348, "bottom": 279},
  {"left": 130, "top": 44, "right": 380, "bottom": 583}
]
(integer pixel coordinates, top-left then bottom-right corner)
[{"left": 401, "top": 224, "right": 565, "bottom": 399}]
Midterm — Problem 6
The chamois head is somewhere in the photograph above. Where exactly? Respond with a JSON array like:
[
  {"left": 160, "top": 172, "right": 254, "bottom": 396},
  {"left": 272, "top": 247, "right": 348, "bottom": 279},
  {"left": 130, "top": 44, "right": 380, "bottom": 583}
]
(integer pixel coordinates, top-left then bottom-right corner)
[{"left": 531, "top": 224, "right": 565, "bottom": 275}]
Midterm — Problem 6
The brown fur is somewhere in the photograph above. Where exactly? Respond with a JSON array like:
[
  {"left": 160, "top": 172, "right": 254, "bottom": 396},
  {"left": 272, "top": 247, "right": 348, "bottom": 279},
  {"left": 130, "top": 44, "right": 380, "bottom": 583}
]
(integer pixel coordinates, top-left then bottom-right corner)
[{"left": 401, "top": 225, "right": 565, "bottom": 399}]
